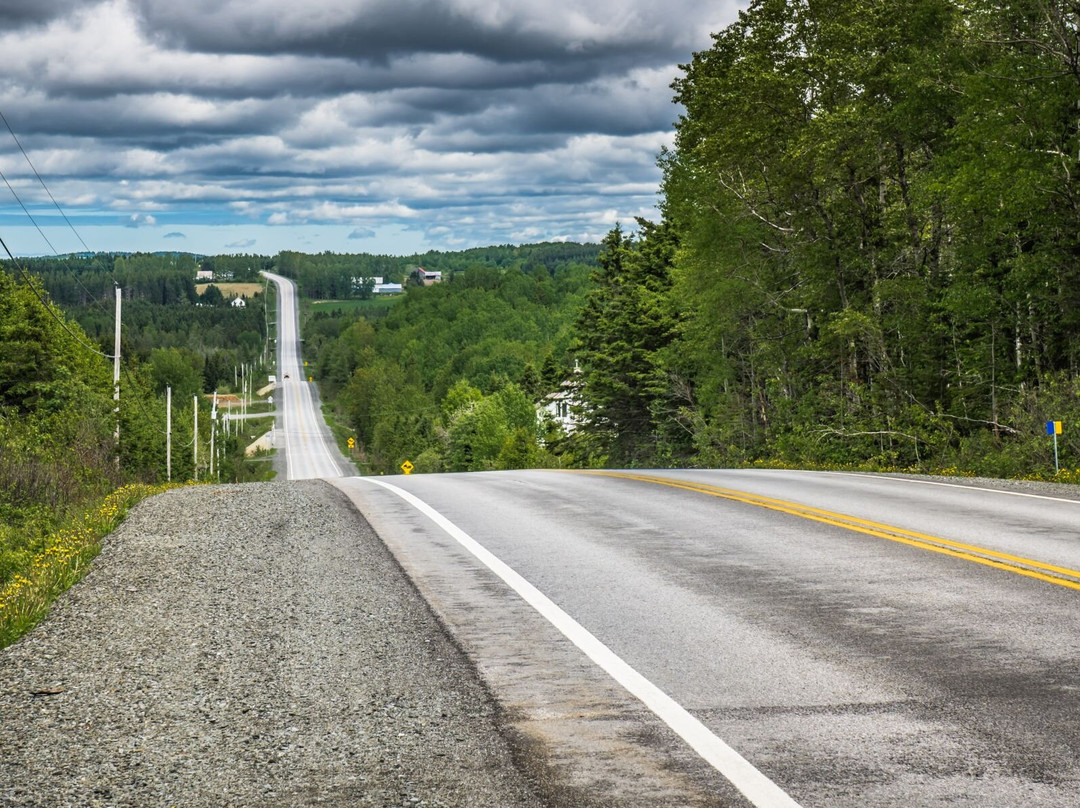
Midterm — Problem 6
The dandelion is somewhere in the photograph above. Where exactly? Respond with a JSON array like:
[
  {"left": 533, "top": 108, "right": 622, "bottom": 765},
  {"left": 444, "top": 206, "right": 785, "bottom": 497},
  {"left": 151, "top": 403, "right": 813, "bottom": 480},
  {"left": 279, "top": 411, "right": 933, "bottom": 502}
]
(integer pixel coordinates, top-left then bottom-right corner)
[{"left": 1, "top": 481, "right": 182, "bottom": 649}]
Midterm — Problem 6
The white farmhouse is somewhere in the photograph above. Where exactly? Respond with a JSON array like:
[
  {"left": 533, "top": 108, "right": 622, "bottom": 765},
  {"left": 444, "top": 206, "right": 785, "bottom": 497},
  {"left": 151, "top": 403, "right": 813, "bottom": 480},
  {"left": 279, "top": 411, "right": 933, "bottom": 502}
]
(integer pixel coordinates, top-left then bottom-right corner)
[{"left": 540, "top": 361, "right": 584, "bottom": 435}]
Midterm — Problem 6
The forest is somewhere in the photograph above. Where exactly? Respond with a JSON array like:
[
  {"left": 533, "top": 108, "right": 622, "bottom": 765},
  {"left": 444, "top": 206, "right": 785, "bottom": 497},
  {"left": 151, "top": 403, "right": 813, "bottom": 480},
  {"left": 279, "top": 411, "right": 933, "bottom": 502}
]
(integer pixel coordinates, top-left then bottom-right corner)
[
  {"left": 284, "top": 243, "right": 600, "bottom": 474},
  {"left": 8, "top": 0, "right": 1080, "bottom": 514},
  {"left": 576, "top": 0, "right": 1080, "bottom": 476},
  {"left": 303, "top": 0, "right": 1080, "bottom": 478}
]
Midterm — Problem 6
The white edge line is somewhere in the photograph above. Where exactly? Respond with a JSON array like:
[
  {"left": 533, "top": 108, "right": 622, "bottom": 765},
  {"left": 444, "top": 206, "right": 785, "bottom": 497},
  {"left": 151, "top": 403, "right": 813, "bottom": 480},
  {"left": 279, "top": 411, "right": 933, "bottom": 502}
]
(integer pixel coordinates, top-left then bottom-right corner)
[
  {"left": 362, "top": 476, "right": 803, "bottom": 808},
  {"left": 822, "top": 470, "right": 1080, "bottom": 505}
]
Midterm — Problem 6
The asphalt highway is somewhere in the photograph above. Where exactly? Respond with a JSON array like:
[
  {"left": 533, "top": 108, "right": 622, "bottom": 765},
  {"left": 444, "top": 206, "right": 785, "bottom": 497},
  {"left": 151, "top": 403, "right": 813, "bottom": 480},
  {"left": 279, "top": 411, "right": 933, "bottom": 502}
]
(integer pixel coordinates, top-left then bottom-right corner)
[
  {"left": 260, "top": 273, "right": 1080, "bottom": 804},
  {"left": 263, "top": 271, "right": 348, "bottom": 480},
  {"left": 333, "top": 469, "right": 1080, "bottom": 807}
]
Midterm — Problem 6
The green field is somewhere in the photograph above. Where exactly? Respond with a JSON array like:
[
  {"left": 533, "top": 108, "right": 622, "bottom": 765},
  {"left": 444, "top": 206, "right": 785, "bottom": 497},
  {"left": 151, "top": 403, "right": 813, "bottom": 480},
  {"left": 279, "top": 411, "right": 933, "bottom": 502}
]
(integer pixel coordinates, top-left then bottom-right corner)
[{"left": 308, "top": 297, "right": 401, "bottom": 317}]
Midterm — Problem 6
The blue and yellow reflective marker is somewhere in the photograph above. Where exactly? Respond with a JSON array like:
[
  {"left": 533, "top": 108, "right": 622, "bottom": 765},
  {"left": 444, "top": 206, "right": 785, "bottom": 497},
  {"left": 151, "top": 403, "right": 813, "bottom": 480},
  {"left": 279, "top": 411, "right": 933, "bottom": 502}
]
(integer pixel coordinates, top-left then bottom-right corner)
[{"left": 1047, "top": 420, "right": 1063, "bottom": 473}]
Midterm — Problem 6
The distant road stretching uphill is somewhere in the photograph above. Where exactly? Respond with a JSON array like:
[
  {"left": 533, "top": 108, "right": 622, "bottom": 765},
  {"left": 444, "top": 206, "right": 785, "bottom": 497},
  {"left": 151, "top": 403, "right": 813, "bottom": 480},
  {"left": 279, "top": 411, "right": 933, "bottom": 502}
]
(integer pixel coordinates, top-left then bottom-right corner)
[{"left": 262, "top": 271, "right": 347, "bottom": 480}]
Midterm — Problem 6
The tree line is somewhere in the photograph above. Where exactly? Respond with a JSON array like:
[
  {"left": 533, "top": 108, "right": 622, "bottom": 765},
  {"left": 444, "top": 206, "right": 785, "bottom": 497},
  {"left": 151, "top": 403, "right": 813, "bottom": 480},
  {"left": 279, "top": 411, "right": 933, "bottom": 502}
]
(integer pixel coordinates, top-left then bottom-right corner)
[
  {"left": 300, "top": 244, "right": 598, "bottom": 474},
  {"left": 572, "top": 0, "right": 1080, "bottom": 476},
  {"left": 307, "top": 1, "right": 1080, "bottom": 478},
  {"left": 0, "top": 253, "right": 278, "bottom": 594}
]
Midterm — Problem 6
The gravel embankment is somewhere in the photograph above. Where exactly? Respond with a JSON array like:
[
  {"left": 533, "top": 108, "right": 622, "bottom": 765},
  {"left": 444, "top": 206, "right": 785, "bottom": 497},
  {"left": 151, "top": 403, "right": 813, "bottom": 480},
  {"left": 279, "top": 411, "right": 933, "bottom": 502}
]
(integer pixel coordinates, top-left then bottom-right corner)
[{"left": 0, "top": 481, "right": 545, "bottom": 808}]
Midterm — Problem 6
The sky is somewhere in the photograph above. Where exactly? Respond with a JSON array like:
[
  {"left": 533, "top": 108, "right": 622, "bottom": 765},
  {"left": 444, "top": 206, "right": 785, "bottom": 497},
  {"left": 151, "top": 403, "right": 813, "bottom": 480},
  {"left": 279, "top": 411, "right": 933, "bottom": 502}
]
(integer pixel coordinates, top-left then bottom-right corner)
[{"left": 0, "top": 0, "right": 743, "bottom": 257}]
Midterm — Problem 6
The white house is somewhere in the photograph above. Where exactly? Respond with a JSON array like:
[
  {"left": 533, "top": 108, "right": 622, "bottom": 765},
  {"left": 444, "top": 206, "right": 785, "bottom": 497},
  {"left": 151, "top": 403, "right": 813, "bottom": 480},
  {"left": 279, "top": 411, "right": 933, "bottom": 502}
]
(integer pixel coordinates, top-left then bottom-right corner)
[
  {"left": 230, "top": 297, "right": 247, "bottom": 308},
  {"left": 540, "top": 361, "right": 584, "bottom": 435},
  {"left": 374, "top": 282, "right": 403, "bottom": 294},
  {"left": 195, "top": 269, "right": 214, "bottom": 281}
]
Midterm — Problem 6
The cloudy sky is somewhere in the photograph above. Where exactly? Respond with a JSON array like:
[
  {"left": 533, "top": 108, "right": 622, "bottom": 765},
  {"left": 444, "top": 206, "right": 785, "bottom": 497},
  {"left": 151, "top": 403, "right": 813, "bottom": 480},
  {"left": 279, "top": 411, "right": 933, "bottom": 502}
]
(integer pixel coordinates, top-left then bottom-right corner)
[{"left": 0, "top": 0, "right": 742, "bottom": 257}]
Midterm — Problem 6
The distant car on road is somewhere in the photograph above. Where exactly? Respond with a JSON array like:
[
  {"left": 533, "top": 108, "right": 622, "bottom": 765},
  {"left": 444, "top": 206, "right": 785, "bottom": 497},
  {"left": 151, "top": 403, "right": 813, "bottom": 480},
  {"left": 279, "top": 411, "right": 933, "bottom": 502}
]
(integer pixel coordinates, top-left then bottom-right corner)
[{"left": 284, "top": 373, "right": 290, "bottom": 379}]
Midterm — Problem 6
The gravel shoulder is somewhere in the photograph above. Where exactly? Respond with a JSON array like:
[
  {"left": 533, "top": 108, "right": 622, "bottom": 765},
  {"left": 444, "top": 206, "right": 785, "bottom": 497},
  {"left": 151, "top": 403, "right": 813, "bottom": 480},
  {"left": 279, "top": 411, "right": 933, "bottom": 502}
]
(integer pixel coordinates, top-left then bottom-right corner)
[{"left": 0, "top": 481, "right": 544, "bottom": 808}]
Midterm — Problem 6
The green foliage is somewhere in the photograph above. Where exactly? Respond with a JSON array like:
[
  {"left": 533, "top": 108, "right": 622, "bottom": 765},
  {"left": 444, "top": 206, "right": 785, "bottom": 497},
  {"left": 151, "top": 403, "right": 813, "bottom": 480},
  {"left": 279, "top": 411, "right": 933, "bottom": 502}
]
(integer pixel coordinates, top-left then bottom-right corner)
[
  {"left": 0, "top": 256, "right": 274, "bottom": 604},
  {"left": 200, "top": 283, "right": 226, "bottom": 307},
  {"left": 149, "top": 347, "right": 204, "bottom": 401},
  {"left": 307, "top": 244, "right": 595, "bottom": 473},
  {"left": 573, "top": 221, "right": 681, "bottom": 465},
  {"left": 622, "top": 0, "right": 1080, "bottom": 475}
]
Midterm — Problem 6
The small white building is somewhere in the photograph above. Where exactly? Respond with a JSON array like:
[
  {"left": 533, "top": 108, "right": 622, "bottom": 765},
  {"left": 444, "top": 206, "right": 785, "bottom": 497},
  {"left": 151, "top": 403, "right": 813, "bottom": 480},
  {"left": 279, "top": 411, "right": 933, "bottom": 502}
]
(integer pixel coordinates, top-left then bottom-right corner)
[
  {"left": 540, "top": 362, "right": 584, "bottom": 435},
  {"left": 230, "top": 297, "right": 247, "bottom": 308},
  {"left": 196, "top": 269, "right": 214, "bottom": 281},
  {"left": 352, "top": 276, "right": 384, "bottom": 292},
  {"left": 374, "top": 282, "right": 403, "bottom": 294}
]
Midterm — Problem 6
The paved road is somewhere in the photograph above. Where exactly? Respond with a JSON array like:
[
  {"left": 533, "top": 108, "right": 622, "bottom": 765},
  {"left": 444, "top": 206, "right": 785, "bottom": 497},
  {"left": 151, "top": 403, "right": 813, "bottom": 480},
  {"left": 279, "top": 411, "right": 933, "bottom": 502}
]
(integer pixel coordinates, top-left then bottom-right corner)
[
  {"left": 262, "top": 272, "right": 348, "bottom": 480},
  {"left": 247, "top": 278, "right": 1080, "bottom": 804},
  {"left": 332, "top": 469, "right": 1080, "bottom": 807}
]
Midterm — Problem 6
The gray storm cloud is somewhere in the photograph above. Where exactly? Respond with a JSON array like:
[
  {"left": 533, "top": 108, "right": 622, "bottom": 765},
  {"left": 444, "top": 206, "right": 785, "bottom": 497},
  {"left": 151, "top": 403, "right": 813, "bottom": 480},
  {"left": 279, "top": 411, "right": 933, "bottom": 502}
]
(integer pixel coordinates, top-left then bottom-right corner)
[{"left": 0, "top": 0, "right": 743, "bottom": 252}]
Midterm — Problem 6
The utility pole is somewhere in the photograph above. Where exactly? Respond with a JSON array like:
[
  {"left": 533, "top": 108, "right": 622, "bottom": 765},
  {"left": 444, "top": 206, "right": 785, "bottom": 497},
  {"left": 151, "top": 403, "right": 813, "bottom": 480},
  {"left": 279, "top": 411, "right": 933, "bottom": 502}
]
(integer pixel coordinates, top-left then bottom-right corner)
[
  {"left": 210, "top": 392, "right": 217, "bottom": 478},
  {"left": 113, "top": 284, "right": 121, "bottom": 467},
  {"left": 193, "top": 395, "right": 198, "bottom": 481},
  {"left": 166, "top": 385, "right": 172, "bottom": 482}
]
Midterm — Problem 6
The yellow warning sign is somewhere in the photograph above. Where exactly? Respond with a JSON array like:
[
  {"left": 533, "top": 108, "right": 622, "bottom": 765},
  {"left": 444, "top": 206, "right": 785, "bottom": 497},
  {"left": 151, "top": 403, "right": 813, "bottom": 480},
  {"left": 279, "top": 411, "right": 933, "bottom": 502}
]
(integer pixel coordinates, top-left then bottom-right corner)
[
  {"left": 400, "top": 459, "right": 414, "bottom": 475},
  {"left": 347, "top": 437, "right": 355, "bottom": 449}
]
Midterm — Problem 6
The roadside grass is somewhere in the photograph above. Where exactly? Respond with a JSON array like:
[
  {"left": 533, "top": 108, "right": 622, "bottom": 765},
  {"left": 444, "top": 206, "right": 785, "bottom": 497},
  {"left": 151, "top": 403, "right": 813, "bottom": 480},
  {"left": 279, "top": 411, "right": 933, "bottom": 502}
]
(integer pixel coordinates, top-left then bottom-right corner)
[
  {"left": 0, "top": 482, "right": 181, "bottom": 650},
  {"left": 320, "top": 403, "right": 364, "bottom": 473},
  {"left": 740, "top": 456, "right": 1080, "bottom": 483}
]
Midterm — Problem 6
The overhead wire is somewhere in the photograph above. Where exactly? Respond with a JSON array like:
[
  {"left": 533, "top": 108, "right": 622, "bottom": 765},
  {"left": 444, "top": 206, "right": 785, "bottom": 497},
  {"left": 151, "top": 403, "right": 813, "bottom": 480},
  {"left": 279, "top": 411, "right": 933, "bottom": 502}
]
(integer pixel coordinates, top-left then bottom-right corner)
[
  {"left": 0, "top": 113, "right": 166, "bottom": 437},
  {"left": 0, "top": 164, "right": 62, "bottom": 256},
  {"left": 0, "top": 108, "right": 94, "bottom": 257},
  {"left": 0, "top": 110, "right": 116, "bottom": 319},
  {"left": 0, "top": 112, "right": 253, "bottom": 460},
  {"left": 0, "top": 231, "right": 114, "bottom": 360}
]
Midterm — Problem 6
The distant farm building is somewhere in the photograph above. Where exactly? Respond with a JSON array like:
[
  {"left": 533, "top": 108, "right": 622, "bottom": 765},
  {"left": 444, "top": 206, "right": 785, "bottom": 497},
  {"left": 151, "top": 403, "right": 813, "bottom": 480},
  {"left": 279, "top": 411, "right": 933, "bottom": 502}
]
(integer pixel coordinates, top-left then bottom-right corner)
[{"left": 412, "top": 267, "right": 442, "bottom": 286}]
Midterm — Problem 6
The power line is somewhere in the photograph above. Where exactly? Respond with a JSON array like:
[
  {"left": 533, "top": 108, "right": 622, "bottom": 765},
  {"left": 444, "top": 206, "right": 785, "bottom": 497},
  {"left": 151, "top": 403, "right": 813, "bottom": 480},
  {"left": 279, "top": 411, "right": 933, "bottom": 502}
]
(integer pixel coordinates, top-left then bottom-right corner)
[
  {"left": 0, "top": 108, "right": 94, "bottom": 257},
  {"left": 0, "top": 168, "right": 113, "bottom": 318},
  {"left": 0, "top": 232, "right": 114, "bottom": 360},
  {"left": 0, "top": 164, "right": 61, "bottom": 255},
  {"left": 0, "top": 108, "right": 115, "bottom": 319}
]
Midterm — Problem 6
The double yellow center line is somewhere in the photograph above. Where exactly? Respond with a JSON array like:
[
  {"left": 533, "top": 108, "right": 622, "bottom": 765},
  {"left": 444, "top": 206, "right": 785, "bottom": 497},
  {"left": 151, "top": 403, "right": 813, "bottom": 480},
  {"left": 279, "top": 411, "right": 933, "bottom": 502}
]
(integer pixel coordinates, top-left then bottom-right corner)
[{"left": 578, "top": 470, "right": 1080, "bottom": 592}]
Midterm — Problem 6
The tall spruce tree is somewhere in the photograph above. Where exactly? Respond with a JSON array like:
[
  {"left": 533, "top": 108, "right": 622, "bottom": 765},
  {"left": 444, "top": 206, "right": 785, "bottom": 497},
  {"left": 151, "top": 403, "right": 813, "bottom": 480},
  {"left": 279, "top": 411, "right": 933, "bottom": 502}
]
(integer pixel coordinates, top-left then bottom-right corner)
[{"left": 574, "top": 222, "right": 677, "bottom": 465}]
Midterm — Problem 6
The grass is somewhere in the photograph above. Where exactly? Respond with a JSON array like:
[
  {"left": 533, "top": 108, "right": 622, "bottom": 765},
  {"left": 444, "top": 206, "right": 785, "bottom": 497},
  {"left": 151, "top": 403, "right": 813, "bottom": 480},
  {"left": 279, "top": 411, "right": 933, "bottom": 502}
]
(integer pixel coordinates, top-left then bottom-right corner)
[
  {"left": 321, "top": 403, "right": 359, "bottom": 462},
  {"left": 309, "top": 297, "right": 401, "bottom": 317},
  {"left": 195, "top": 282, "right": 265, "bottom": 298},
  {"left": 0, "top": 482, "right": 181, "bottom": 650}
]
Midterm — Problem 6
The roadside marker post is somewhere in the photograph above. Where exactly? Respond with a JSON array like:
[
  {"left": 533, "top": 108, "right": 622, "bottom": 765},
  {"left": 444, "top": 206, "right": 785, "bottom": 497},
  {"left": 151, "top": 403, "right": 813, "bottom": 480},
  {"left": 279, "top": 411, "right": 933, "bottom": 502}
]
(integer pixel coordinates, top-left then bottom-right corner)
[{"left": 1047, "top": 420, "right": 1063, "bottom": 473}]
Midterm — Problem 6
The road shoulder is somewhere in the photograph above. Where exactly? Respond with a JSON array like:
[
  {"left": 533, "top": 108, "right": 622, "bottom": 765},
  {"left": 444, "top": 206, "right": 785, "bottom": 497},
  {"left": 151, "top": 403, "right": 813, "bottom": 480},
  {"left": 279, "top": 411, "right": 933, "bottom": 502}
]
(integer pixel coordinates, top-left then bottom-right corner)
[{"left": 0, "top": 480, "right": 542, "bottom": 807}]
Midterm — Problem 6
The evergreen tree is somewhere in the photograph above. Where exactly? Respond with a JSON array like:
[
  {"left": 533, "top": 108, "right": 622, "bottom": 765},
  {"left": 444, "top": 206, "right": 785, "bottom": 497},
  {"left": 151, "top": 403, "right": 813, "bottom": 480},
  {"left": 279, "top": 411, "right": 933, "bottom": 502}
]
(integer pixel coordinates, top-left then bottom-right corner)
[{"left": 574, "top": 222, "right": 677, "bottom": 464}]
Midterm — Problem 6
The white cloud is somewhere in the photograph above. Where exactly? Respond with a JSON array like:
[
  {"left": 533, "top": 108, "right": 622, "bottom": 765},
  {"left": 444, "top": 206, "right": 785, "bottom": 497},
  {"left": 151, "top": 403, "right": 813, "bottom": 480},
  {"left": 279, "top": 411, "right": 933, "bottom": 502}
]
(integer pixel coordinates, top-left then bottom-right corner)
[{"left": 0, "top": 0, "right": 745, "bottom": 255}]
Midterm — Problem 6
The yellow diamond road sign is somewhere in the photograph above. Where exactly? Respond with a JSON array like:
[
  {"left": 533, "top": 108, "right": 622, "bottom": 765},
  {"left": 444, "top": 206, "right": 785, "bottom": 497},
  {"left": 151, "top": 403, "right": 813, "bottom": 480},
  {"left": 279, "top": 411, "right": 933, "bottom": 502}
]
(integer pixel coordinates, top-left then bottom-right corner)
[
  {"left": 401, "top": 459, "right": 414, "bottom": 475},
  {"left": 347, "top": 437, "right": 355, "bottom": 449}
]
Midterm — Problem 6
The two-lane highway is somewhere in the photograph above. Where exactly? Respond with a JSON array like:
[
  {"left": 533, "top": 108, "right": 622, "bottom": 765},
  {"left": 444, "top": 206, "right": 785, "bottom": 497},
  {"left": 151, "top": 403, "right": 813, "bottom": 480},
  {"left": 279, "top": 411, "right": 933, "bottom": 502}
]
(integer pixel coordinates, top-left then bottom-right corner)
[
  {"left": 257, "top": 274, "right": 1080, "bottom": 804},
  {"left": 263, "top": 271, "right": 348, "bottom": 480},
  {"left": 333, "top": 469, "right": 1080, "bottom": 807}
]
